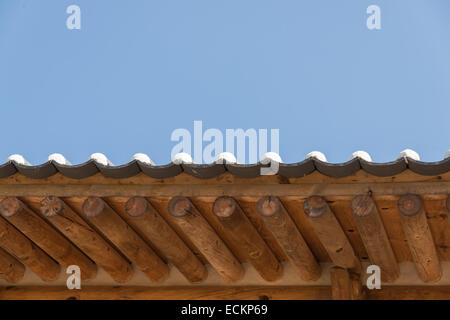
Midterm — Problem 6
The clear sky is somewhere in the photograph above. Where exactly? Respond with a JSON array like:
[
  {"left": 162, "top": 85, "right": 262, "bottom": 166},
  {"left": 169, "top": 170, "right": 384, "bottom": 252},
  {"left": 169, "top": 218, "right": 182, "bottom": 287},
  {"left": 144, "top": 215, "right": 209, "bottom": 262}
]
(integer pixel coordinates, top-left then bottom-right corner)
[{"left": 0, "top": 0, "right": 449, "bottom": 165}]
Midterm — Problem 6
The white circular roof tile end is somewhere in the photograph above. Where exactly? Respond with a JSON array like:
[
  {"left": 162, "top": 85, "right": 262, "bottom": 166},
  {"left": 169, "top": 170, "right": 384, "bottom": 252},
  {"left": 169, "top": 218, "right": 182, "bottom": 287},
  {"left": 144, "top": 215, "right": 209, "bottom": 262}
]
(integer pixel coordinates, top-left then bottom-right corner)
[
  {"left": 48, "top": 153, "right": 71, "bottom": 165},
  {"left": 445, "top": 149, "right": 450, "bottom": 159},
  {"left": 7, "top": 154, "right": 31, "bottom": 166},
  {"left": 131, "top": 153, "right": 154, "bottom": 165},
  {"left": 397, "top": 149, "right": 420, "bottom": 161},
  {"left": 260, "top": 152, "right": 283, "bottom": 164},
  {"left": 172, "top": 152, "right": 193, "bottom": 164},
  {"left": 89, "top": 153, "right": 114, "bottom": 166},
  {"left": 215, "top": 152, "right": 237, "bottom": 164},
  {"left": 305, "top": 151, "right": 327, "bottom": 162},
  {"left": 350, "top": 151, "right": 372, "bottom": 162}
]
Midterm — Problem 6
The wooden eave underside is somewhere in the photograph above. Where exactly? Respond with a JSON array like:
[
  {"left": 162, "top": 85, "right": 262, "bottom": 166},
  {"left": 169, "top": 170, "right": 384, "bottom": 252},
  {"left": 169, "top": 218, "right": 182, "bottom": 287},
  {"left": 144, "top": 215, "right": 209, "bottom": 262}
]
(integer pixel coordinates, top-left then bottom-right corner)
[{"left": 0, "top": 169, "right": 449, "bottom": 299}]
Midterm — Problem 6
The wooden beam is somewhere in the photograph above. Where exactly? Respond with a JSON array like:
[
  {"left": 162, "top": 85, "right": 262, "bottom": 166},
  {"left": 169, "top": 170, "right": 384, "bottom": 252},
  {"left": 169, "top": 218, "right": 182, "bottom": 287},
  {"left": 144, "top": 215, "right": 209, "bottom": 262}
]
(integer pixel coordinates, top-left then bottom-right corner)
[
  {"left": 0, "top": 285, "right": 332, "bottom": 300},
  {"left": 168, "top": 196, "right": 244, "bottom": 283},
  {"left": 256, "top": 196, "right": 321, "bottom": 281},
  {"left": 330, "top": 266, "right": 364, "bottom": 300},
  {"left": 0, "top": 197, "right": 96, "bottom": 281},
  {"left": 212, "top": 196, "right": 283, "bottom": 282},
  {"left": 0, "top": 182, "right": 447, "bottom": 199},
  {"left": 5, "top": 285, "right": 450, "bottom": 300},
  {"left": 82, "top": 197, "right": 169, "bottom": 282},
  {"left": 350, "top": 195, "right": 399, "bottom": 282},
  {"left": 40, "top": 196, "right": 133, "bottom": 283},
  {"left": 398, "top": 194, "right": 441, "bottom": 283},
  {"left": 0, "top": 247, "right": 25, "bottom": 283},
  {"left": 303, "top": 196, "right": 361, "bottom": 273},
  {"left": 447, "top": 195, "right": 450, "bottom": 212},
  {"left": 368, "top": 286, "right": 450, "bottom": 300},
  {"left": 0, "top": 216, "right": 60, "bottom": 281},
  {"left": 125, "top": 196, "right": 207, "bottom": 283}
]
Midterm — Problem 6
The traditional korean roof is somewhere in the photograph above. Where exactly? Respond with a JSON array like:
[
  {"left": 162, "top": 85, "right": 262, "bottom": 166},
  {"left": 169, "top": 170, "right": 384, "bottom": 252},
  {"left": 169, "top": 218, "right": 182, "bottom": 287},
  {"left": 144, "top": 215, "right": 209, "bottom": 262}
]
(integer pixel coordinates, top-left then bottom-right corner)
[
  {"left": 0, "top": 149, "right": 449, "bottom": 300},
  {"left": 1, "top": 149, "right": 449, "bottom": 179}
]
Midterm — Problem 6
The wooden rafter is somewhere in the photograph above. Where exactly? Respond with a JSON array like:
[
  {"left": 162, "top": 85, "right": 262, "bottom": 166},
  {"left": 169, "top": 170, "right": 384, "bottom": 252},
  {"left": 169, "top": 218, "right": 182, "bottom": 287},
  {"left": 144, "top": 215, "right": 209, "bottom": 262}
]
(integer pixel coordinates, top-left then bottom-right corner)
[
  {"left": 0, "top": 214, "right": 60, "bottom": 281},
  {"left": 303, "top": 196, "right": 361, "bottom": 273},
  {"left": 82, "top": 197, "right": 169, "bottom": 282},
  {"left": 212, "top": 196, "right": 283, "bottom": 282},
  {"left": 124, "top": 196, "right": 207, "bottom": 283},
  {"left": 0, "top": 247, "right": 25, "bottom": 283},
  {"left": 168, "top": 196, "right": 244, "bottom": 283},
  {"left": 398, "top": 194, "right": 442, "bottom": 283},
  {"left": 257, "top": 196, "right": 321, "bottom": 281},
  {"left": 40, "top": 196, "right": 133, "bottom": 283},
  {"left": 0, "top": 197, "right": 97, "bottom": 280},
  {"left": 350, "top": 195, "right": 399, "bottom": 282}
]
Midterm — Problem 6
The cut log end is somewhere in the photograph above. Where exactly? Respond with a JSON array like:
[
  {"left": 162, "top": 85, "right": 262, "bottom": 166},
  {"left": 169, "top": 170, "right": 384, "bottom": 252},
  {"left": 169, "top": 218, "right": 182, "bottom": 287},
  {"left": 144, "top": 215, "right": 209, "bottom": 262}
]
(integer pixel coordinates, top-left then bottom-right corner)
[
  {"left": 350, "top": 195, "right": 375, "bottom": 217},
  {"left": 82, "top": 197, "right": 105, "bottom": 218},
  {"left": 125, "top": 196, "right": 148, "bottom": 217},
  {"left": 168, "top": 196, "right": 192, "bottom": 217},
  {"left": 0, "top": 197, "right": 23, "bottom": 218},
  {"left": 398, "top": 194, "right": 423, "bottom": 216},
  {"left": 257, "top": 196, "right": 281, "bottom": 217},
  {"left": 303, "top": 196, "right": 327, "bottom": 218},
  {"left": 212, "top": 196, "right": 237, "bottom": 218},
  {"left": 40, "top": 196, "right": 64, "bottom": 217}
]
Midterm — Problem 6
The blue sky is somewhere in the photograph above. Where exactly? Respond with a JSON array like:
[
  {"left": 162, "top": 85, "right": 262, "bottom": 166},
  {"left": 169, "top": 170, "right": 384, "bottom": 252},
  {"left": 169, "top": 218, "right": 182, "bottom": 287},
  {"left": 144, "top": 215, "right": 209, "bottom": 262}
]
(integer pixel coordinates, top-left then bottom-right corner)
[{"left": 0, "top": 0, "right": 449, "bottom": 165}]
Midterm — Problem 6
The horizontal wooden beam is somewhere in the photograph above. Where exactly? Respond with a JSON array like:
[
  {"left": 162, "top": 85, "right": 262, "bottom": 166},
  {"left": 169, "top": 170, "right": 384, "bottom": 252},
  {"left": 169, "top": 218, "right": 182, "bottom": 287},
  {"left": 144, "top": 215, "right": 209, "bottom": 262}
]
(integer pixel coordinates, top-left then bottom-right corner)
[
  {"left": 82, "top": 197, "right": 169, "bottom": 282},
  {"left": 257, "top": 196, "right": 321, "bottom": 281},
  {"left": 0, "top": 247, "right": 25, "bottom": 283},
  {"left": 0, "top": 285, "right": 331, "bottom": 300},
  {"left": 40, "top": 196, "right": 133, "bottom": 283},
  {"left": 168, "top": 196, "right": 244, "bottom": 283},
  {"left": 0, "top": 182, "right": 447, "bottom": 198},
  {"left": 125, "top": 196, "right": 207, "bottom": 283},
  {"left": 3, "top": 285, "right": 450, "bottom": 300},
  {"left": 398, "top": 194, "right": 441, "bottom": 283},
  {"left": 0, "top": 197, "right": 97, "bottom": 281},
  {"left": 303, "top": 196, "right": 361, "bottom": 273},
  {"left": 212, "top": 196, "right": 283, "bottom": 282},
  {"left": 0, "top": 216, "right": 60, "bottom": 281},
  {"left": 351, "top": 195, "right": 399, "bottom": 282}
]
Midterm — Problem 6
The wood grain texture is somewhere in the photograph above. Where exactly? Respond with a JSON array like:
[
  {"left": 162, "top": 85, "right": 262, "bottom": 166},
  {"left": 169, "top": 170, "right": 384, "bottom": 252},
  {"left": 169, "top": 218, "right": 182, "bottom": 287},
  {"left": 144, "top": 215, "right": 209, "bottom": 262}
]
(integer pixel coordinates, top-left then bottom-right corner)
[
  {"left": 39, "top": 196, "right": 133, "bottom": 283},
  {"left": 0, "top": 182, "right": 448, "bottom": 198},
  {"left": 82, "top": 197, "right": 169, "bottom": 282},
  {"left": 330, "top": 266, "right": 364, "bottom": 300},
  {"left": 351, "top": 195, "right": 399, "bottom": 282},
  {"left": 303, "top": 196, "right": 361, "bottom": 273},
  {"left": 0, "top": 247, "right": 25, "bottom": 283},
  {"left": 0, "top": 216, "right": 60, "bottom": 281},
  {"left": 375, "top": 199, "right": 412, "bottom": 262},
  {"left": 233, "top": 197, "right": 288, "bottom": 262},
  {"left": 5, "top": 285, "right": 450, "bottom": 300},
  {"left": 0, "top": 285, "right": 332, "bottom": 300},
  {"left": 398, "top": 194, "right": 442, "bottom": 283},
  {"left": 328, "top": 200, "right": 368, "bottom": 262},
  {"left": 423, "top": 198, "right": 450, "bottom": 261},
  {"left": 212, "top": 196, "right": 282, "bottom": 282},
  {"left": 168, "top": 196, "right": 244, "bottom": 283},
  {"left": 257, "top": 196, "right": 321, "bottom": 281},
  {"left": 0, "top": 197, "right": 96, "bottom": 280},
  {"left": 124, "top": 196, "right": 207, "bottom": 283},
  {"left": 279, "top": 197, "right": 330, "bottom": 262}
]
